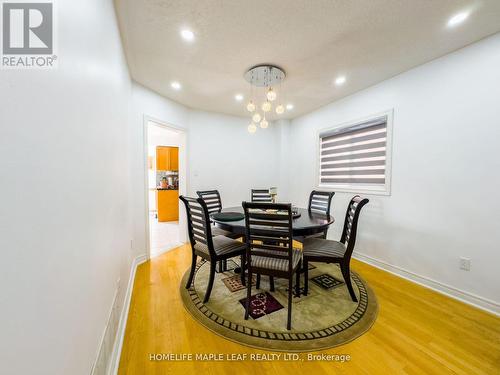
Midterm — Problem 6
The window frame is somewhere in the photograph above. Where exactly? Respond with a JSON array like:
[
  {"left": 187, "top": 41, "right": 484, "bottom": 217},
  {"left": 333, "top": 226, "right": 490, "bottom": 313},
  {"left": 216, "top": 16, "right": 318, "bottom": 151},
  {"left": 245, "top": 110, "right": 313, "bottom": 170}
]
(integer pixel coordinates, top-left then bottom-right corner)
[{"left": 315, "top": 109, "right": 394, "bottom": 196}]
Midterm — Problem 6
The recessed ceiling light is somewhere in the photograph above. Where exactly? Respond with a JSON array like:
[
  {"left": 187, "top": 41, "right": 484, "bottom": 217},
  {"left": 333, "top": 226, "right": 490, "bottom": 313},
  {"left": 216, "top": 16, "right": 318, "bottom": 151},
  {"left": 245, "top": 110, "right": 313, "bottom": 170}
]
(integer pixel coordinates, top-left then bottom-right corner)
[
  {"left": 171, "top": 81, "right": 181, "bottom": 90},
  {"left": 335, "top": 75, "right": 346, "bottom": 86},
  {"left": 180, "top": 29, "right": 195, "bottom": 42},
  {"left": 447, "top": 12, "right": 469, "bottom": 27},
  {"left": 235, "top": 94, "right": 244, "bottom": 102},
  {"left": 286, "top": 104, "right": 294, "bottom": 110}
]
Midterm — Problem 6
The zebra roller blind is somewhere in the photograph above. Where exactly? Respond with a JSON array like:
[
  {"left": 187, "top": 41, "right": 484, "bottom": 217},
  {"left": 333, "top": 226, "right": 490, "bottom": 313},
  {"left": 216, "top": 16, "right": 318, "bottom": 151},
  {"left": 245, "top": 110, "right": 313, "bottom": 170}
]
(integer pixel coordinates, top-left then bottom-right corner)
[{"left": 319, "top": 115, "right": 388, "bottom": 187}]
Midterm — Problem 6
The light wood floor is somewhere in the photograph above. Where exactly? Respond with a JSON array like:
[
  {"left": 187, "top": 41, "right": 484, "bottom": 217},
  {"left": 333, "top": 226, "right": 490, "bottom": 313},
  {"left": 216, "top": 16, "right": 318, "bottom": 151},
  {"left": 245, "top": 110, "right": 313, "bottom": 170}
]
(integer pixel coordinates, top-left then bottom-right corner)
[{"left": 118, "top": 244, "right": 500, "bottom": 375}]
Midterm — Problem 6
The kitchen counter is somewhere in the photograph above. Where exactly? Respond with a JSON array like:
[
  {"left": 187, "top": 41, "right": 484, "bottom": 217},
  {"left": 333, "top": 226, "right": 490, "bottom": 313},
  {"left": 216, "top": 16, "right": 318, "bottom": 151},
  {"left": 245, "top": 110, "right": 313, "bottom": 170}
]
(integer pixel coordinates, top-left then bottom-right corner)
[{"left": 156, "top": 187, "right": 178, "bottom": 191}]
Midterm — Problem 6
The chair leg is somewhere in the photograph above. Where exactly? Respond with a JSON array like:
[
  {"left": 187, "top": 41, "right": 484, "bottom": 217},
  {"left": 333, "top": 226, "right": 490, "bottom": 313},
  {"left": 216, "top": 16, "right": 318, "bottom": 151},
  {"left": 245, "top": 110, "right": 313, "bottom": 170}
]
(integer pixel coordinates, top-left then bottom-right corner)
[
  {"left": 203, "top": 261, "right": 216, "bottom": 303},
  {"left": 245, "top": 272, "right": 252, "bottom": 320},
  {"left": 304, "top": 259, "right": 309, "bottom": 296},
  {"left": 287, "top": 277, "right": 293, "bottom": 330},
  {"left": 295, "top": 261, "right": 301, "bottom": 297},
  {"left": 185, "top": 253, "right": 197, "bottom": 289},
  {"left": 240, "top": 254, "right": 246, "bottom": 286},
  {"left": 341, "top": 261, "right": 358, "bottom": 302},
  {"left": 256, "top": 273, "right": 261, "bottom": 289},
  {"left": 269, "top": 276, "right": 275, "bottom": 292}
]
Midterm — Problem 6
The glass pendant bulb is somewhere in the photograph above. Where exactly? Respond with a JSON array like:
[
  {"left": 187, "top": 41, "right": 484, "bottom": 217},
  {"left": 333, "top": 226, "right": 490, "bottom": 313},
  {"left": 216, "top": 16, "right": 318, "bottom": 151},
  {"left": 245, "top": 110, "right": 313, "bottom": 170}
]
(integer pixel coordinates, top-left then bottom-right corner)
[
  {"left": 266, "top": 87, "right": 277, "bottom": 101},
  {"left": 275, "top": 104, "right": 285, "bottom": 114},
  {"left": 248, "top": 123, "right": 257, "bottom": 133},
  {"left": 261, "top": 101, "right": 272, "bottom": 112},
  {"left": 246, "top": 101, "right": 255, "bottom": 112},
  {"left": 260, "top": 118, "right": 268, "bottom": 129},
  {"left": 252, "top": 113, "right": 261, "bottom": 123}
]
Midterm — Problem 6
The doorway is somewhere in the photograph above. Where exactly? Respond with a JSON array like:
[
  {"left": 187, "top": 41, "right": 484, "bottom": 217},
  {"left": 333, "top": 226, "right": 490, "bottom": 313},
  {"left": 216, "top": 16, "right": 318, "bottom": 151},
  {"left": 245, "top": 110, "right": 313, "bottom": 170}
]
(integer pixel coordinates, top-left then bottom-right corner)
[{"left": 145, "top": 119, "right": 187, "bottom": 258}]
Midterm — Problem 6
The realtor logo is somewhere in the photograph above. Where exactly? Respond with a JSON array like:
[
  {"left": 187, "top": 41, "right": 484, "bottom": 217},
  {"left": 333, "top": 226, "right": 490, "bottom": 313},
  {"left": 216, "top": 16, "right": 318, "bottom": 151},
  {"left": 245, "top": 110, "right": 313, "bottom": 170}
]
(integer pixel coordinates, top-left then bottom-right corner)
[{"left": 1, "top": 1, "right": 57, "bottom": 68}]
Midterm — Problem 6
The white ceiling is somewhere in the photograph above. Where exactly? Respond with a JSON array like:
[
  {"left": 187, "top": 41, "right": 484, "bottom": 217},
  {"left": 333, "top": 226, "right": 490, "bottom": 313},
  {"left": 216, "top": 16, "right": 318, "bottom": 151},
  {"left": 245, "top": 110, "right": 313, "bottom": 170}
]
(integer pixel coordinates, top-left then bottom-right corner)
[{"left": 115, "top": 0, "right": 500, "bottom": 120}]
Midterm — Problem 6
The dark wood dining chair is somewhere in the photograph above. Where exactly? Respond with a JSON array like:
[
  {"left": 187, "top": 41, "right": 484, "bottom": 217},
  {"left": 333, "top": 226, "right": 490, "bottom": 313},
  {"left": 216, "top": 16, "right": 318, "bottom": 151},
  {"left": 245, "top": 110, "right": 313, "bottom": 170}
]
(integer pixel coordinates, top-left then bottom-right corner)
[
  {"left": 180, "top": 196, "right": 246, "bottom": 303},
  {"left": 302, "top": 195, "right": 369, "bottom": 302},
  {"left": 251, "top": 189, "right": 272, "bottom": 203},
  {"left": 197, "top": 189, "right": 244, "bottom": 272},
  {"left": 242, "top": 202, "right": 302, "bottom": 330},
  {"left": 295, "top": 190, "right": 335, "bottom": 242},
  {"left": 196, "top": 189, "right": 241, "bottom": 238}
]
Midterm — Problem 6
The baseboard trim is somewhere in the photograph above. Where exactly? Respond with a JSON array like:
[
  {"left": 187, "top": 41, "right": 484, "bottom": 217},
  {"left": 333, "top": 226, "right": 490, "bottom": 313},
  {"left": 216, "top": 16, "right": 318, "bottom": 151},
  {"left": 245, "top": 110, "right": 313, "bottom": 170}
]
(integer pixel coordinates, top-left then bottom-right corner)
[
  {"left": 90, "top": 287, "right": 120, "bottom": 375},
  {"left": 353, "top": 252, "right": 500, "bottom": 316},
  {"left": 108, "top": 253, "right": 148, "bottom": 375}
]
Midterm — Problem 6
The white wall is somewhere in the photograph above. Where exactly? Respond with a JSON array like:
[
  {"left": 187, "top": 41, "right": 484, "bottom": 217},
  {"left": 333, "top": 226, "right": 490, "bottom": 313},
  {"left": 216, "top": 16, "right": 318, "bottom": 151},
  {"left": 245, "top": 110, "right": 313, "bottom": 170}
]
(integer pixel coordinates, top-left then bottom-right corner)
[
  {"left": 0, "top": 1, "right": 134, "bottom": 374},
  {"left": 187, "top": 110, "right": 281, "bottom": 207},
  {"left": 287, "top": 33, "right": 500, "bottom": 313}
]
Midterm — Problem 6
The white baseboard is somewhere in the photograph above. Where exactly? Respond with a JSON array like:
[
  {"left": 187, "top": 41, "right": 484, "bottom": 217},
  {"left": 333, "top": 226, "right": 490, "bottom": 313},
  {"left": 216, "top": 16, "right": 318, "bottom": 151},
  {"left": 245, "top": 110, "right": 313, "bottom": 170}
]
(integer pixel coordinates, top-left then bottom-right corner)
[
  {"left": 90, "top": 287, "right": 120, "bottom": 375},
  {"left": 353, "top": 252, "right": 500, "bottom": 316},
  {"left": 108, "top": 253, "right": 148, "bottom": 375}
]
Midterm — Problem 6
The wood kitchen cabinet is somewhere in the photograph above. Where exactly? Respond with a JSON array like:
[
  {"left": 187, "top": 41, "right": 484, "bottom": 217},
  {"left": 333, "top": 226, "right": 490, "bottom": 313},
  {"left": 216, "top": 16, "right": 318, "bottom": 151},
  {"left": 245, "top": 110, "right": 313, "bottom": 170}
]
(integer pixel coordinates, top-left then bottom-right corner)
[
  {"left": 157, "top": 190, "right": 179, "bottom": 222},
  {"left": 156, "top": 146, "right": 179, "bottom": 171}
]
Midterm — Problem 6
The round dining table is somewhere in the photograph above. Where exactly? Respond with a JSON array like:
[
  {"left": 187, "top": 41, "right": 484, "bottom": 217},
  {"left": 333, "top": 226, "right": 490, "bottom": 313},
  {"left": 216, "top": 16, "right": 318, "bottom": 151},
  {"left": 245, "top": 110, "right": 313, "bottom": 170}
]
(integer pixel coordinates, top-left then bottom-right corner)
[{"left": 212, "top": 206, "right": 334, "bottom": 237}]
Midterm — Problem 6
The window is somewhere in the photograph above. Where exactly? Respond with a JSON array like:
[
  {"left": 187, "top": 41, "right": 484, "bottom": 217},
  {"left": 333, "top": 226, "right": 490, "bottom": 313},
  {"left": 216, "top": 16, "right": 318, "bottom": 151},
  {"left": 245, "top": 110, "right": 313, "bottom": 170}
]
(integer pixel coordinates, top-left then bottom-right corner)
[{"left": 317, "top": 110, "right": 393, "bottom": 195}]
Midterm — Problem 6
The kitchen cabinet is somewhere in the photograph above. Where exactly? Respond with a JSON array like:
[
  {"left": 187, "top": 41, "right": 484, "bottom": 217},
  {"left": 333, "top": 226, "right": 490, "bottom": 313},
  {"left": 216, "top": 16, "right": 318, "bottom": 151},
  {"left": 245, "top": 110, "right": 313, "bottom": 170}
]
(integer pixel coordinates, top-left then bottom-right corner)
[
  {"left": 157, "top": 190, "right": 179, "bottom": 222},
  {"left": 156, "top": 146, "right": 179, "bottom": 171}
]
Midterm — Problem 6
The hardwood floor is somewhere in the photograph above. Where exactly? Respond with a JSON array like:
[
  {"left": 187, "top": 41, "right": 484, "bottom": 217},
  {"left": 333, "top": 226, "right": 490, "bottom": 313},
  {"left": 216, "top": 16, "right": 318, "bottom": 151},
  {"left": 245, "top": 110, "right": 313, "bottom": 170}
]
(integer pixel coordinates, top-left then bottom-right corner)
[{"left": 118, "top": 244, "right": 500, "bottom": 375}]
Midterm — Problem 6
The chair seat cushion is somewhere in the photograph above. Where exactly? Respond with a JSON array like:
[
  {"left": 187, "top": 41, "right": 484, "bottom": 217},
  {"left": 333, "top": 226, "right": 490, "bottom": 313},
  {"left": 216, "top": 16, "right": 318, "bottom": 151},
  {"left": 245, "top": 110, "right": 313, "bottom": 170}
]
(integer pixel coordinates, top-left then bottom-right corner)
[
  {"left": 303, "top": 238, "right": 346, "bottom": 259},
  {"left": 250, "top": 248, "right": 302, "bottom": 272},
  {"left": 194, "top": 235, "right": 245, "bottom": 256}
]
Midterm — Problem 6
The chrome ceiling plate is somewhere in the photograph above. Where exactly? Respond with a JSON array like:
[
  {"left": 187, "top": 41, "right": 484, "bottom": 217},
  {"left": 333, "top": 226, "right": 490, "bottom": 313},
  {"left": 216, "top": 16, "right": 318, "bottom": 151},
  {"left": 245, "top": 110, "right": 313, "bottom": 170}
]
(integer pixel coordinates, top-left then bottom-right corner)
[{"left": 244, "top": 65, "right": 286, "bottom": 87}]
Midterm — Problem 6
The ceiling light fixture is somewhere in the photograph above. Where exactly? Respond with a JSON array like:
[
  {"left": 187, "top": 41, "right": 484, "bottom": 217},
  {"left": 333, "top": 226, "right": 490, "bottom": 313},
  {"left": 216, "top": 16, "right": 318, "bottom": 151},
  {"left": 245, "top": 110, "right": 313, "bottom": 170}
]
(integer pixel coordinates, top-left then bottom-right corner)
[
  {"left": 252, "top": 113, "right": 262, "bottom": 123},
  {"left": 180, "top": 29, "right": 195, "bottom": 41},
  {"left": 447, "top": 12, "right": 469, "bottom": 27},
  {"left": 246, "top": 101, "right": 255, "bottom": 112},
  {"left": 248, "top": 123, "right": 257, "bottom": 134},
  {"left": 235, "top": 94, "right": 244, "bottom": 102},
  {"left": 171, "top": 81, "right": 181, "bottom": 90},
  {"left": 286, "top": 104, "right": 294, "bottom": 110},
  {"left": 243, "top": 65, "right": 286, "bottom": 133},
  {"left": 335, "top": 75, "right": 346, "bottom": 86}
]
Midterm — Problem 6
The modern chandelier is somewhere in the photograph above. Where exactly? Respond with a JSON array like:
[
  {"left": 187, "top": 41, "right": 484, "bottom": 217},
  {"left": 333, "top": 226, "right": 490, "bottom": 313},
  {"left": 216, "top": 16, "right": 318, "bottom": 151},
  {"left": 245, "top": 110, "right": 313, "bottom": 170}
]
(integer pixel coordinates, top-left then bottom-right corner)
[{"left": 244, "top": 65, "right": 286, "bottom": 133}]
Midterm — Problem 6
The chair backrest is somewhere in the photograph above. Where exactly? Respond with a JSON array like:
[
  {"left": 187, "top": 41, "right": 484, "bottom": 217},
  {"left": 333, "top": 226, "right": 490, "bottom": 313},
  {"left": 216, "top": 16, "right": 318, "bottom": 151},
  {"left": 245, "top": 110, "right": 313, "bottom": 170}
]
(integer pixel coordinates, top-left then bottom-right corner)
[
  {"left": 340, "top": 195, "right": 369, "bottom": 258},
  {"left": 308, "top": 190, "right": 335, "bottom": 216},
  {"left": 251, "top": 189, "right": 272, "bottom": 203},
  {"left": 242, "top": 202, "right": 294, "bottom": 273},
  {"left": 179, "top": 196, "right": 215, "bottom": 257},
  {"left": 196, "top": 190, "right": 222, "bottom": 214}
]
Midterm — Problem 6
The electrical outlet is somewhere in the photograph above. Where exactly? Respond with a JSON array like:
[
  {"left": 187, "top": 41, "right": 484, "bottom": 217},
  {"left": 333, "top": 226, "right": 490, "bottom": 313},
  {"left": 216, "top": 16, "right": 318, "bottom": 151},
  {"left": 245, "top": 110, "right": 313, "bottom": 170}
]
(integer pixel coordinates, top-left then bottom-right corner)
[{"left": 460, "top": 257, "right": 471, "bottom": 271}]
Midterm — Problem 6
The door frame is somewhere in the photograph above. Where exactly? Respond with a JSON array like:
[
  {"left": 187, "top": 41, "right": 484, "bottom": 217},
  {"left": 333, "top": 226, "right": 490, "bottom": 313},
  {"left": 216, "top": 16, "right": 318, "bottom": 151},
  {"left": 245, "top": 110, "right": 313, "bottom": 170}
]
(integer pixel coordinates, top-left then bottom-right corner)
[{"left": 143, "top": 115, "right": 188, "bottom": 259}]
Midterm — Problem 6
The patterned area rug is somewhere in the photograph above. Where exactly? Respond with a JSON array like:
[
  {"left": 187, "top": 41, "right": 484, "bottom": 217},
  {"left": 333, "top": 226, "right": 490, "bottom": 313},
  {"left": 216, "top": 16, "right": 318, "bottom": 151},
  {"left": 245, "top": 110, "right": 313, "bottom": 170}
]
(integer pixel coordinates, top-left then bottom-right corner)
[{"left": 180, "top": 260, "right": 378, "bottom": 351}]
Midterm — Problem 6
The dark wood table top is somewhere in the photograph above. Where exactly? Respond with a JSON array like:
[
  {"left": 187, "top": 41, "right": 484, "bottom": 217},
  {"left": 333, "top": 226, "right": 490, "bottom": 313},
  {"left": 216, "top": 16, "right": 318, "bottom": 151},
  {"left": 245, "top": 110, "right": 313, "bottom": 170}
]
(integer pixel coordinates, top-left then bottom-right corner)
[{"left": 212, "top": 206, "right": 334, "bottom": 237}]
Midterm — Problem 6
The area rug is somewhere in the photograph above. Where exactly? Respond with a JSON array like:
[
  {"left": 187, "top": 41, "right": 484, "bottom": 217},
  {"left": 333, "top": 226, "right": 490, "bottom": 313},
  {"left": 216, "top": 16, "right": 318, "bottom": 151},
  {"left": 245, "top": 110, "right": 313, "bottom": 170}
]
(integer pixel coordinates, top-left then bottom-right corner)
[{"left": 180, "top": 260, "right": 378, "bottom": 351}]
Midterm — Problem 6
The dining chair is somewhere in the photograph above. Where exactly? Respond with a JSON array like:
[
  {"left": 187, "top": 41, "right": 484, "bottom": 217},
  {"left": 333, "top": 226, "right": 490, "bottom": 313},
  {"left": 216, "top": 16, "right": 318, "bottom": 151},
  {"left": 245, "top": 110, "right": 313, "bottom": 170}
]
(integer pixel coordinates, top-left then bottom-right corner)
[
  {"left": 197, "top": 189, "right": 244, "bottom": 272},
  {"left": 302, "top": 195, "right": 369, "bottom": 302},
  {"left": 196, "top": 189, "right": 241, "bottom": 238},
  {"left": 251, "top": 189, "right": 272, "bottom": 203},
  {"left": 180, "top": 196, "right": 246, "bottom": 303},
  {"left": 242, "top": 202, "right": 302, "bottom": 330},
  {"left": 296, "top": 190, "right": 335, "bottom": 242}
]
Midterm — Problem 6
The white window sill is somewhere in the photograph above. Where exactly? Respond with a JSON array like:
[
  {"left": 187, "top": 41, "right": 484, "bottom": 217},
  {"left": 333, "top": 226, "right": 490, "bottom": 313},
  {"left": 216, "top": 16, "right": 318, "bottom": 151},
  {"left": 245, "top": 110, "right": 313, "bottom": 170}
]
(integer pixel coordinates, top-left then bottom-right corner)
[{"left": 317, "top": 184, "right": 391, "bottom": 196}]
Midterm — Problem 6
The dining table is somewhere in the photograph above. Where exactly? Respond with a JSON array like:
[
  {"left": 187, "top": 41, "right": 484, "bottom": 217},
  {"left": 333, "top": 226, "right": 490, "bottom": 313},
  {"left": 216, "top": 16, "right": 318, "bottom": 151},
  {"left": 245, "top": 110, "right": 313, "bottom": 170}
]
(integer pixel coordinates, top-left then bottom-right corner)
[
  {"left": 211, "top": 205, "right": 334, "bottom": 275},
  {"left": 212, "top": 206, "right": 334, "bottom": 238}
]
